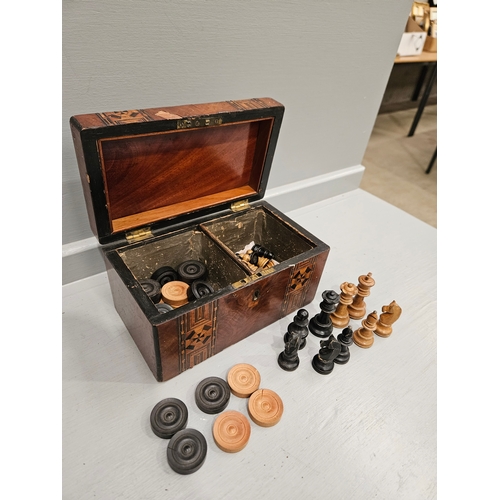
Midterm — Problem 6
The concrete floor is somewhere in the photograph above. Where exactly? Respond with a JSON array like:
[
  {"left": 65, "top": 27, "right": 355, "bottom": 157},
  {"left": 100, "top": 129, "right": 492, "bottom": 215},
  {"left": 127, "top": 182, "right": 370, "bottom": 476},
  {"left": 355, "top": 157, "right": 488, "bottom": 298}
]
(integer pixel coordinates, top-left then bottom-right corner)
[{"left": 361, "top": 105, "right": 437, "bottom": 228}]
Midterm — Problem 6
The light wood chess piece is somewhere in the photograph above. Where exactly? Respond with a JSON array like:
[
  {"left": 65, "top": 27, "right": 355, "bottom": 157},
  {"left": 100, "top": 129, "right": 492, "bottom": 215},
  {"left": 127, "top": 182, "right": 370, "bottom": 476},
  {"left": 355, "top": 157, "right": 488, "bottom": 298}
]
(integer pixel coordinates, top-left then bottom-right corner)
[
  {"left": 330, "top": 282, "right": 358, "bottom": 329},
  {"left": 348, "top": 272, "right": 375, "bottom": 320},
  {"left": 374, "top": 300, "right": 402, "bottom": 338},
  {"left": 353, "top": 311, "right": 378, "bottom": 348}
]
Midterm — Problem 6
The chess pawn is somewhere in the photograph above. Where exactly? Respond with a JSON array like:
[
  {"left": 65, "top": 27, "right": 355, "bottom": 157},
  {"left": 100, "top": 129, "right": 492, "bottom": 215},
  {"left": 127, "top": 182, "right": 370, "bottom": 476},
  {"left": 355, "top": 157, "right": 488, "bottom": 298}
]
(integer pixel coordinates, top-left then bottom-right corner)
[
  {"left": 278, "top": 333, "right": 300, "bottom": 371},
  {"left": 334, "top": 326, "right": 353, "bottom": 365},
  {"left": 348, "top": 272, "right": 375, "bottom": 320},
  {"left": 284, "top": 309, "right": 309, "bottom": 349},
  {"left": 353, "top": 311, "right": 378, "bottom": 348},
  {"left": 308, "top": 290, "right": 340, "bottom": 338},
  {"left": 311, "top": 335, "right": 342, "bottom": 375},
  {"left": 330, "top": 282, "right": 358, "bottom": 329},
  {"left": 374, "top": 300, "right": 402, "bottom": 338}
]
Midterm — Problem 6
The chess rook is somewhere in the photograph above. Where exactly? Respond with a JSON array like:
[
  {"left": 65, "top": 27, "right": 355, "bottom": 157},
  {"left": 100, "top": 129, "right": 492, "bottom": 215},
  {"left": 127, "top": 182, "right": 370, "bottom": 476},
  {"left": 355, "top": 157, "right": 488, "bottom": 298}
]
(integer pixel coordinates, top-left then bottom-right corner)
[
  {"left": 330, "top": 282, "right": 358, "bottom": 329},
  {"left": 309, "top": 290, "right": 340, "bottom": 338},
  {"left": 353, "top": 311, "right": 378, "bottom": 348},
  {"left": 284, "top": 309, "right": 309, "bottom": 349},
  {"left": 348, "top": 272, "right": 375, "bottom": 320},
  {"left": 374, "top": 300, "right": 402, "bottom": 338}
]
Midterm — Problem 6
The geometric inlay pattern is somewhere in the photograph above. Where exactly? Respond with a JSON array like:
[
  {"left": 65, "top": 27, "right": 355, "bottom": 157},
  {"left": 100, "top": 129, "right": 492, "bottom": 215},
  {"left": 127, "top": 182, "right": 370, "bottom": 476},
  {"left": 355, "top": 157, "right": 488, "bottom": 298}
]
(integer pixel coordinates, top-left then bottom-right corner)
[
  {"left": 281, "top": 257, "right": 317, "bottom": 317},
  {"left": 178, "top": 301, "right": 218, "bottom": 373},
  {"left": 97, "top": 109, "right": 152, "bottom": 126}
]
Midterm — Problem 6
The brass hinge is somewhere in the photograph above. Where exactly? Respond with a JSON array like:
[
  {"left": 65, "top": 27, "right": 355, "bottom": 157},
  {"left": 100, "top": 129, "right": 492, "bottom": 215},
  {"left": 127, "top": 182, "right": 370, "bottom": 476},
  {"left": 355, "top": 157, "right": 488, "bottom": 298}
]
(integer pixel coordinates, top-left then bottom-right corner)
[
  {"left": 177, "top": 116, "right": 223, "bottom": 129},
  {"left": 125, "top": 227, "right": 153, "bottom": 243},
  {"left": 231, "top": 199, "right": 250, "bottom": 212}
]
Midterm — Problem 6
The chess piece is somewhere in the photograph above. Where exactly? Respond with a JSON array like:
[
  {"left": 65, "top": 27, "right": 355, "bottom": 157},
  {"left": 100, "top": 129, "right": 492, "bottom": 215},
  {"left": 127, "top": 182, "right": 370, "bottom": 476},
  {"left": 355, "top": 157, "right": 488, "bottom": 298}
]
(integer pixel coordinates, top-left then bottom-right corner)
[
  {"left": 334, "top": 326, "right": 353, "bottom": 365},
  {"left": 309, "top": 290, "right": 340, "bottom": 338},
  {"left": 311, "top": 335, "right": 342, "bottom": 375},
  {"left": 374, "top": 300, "right": 402, "bottom": 338},
  {"left": 353, "top": 311, "right": 378, "bottom": 348},
  {"left": 330, "top": 282, "right": 358, "bottom": 329},
  {"left": 284, "top": 309, "right": 309, "bottom": 349},
  {"left": 278, "top": 332, "right": 300, "bottom": 371},
  {"left": 348, "top": 272, "right": 375, "bottom": 320}
]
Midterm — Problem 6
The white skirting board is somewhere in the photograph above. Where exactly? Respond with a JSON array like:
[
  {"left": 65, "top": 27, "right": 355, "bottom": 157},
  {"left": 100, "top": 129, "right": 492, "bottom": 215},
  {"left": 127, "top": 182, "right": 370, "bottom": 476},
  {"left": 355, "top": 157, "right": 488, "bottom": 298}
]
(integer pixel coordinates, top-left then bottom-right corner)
[{"left": 62, "top": 164, "right": 365, "bottom": 285}]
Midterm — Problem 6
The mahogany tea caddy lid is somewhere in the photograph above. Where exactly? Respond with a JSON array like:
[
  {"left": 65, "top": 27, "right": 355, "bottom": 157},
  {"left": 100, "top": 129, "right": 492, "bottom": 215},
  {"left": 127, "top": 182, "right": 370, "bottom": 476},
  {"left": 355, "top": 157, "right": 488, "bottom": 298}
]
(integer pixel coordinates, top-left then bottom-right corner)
[{"left": 70, "top": 97, "right": 285, "bottom": 245}]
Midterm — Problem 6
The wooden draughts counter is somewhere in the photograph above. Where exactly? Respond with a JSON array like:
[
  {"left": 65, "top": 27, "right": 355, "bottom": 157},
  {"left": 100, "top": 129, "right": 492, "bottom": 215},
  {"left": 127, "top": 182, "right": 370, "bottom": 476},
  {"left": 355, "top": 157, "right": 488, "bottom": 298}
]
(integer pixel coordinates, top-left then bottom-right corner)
[{"left": 63, "top": 189, "right": 437, "bottom": 499}]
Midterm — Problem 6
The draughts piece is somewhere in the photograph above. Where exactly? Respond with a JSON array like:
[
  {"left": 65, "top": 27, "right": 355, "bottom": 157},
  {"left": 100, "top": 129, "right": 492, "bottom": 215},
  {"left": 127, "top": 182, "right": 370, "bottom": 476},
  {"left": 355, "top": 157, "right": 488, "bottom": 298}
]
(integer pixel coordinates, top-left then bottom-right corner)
[
  {"left": 156, "top": 303, "right": 174, "bottom": 314},
  {"left": 248, "top": 389, "right": 283, "bottom": 427},
  {"left": 150, "top": 398, "right": 188, "bottom": 439},
  {"left": 161, "top": 281, "right": 189, "bottom": 307},
  {"left": 177, "top": 260, "right": 207, "bottom": 284},
  {"left": 151, "top": 266, "right": 179, "bottom": 287},
  {"left": 212, "top": 410, "right": 251, "bottom": 453},
  {"left": 167, "top": 428, "right": 207, "bottom": 475},
  {"left": 139, "top": 278, "right": 162, "bottom": 304},
  {"left": 227, "top": 364, "right": 261, "bottom": 398},
  {"left": 195, "top": 377, "right": 231, "bottom": 414}
]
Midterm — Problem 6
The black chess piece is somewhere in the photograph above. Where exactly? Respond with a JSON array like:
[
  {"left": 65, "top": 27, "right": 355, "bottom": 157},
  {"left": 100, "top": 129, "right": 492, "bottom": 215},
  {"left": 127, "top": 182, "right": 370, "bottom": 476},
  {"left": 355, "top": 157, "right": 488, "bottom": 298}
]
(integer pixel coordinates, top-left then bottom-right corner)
[
  {"left": 334, "top": 326, "right": 353, "bottom": 365},
  {"left": 312, "top": 335, "right": 342, "bottom": 375},
  {"left": 308, "top": 290, "right": 340, "bottom": 338},
  {"left": 278, "top": 332, "right": 300, "bottom": 371},
  {"left": 284, "top": 309, "right": 309, "bottom": 349}
]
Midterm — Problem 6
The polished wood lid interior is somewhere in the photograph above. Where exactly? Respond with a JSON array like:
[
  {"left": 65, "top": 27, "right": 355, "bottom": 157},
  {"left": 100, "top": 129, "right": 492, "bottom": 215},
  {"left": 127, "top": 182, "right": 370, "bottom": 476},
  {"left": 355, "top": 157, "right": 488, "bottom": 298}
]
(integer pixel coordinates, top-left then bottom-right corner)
[{"left": 99, "top": 119, "right": 273, "bottom": 233}]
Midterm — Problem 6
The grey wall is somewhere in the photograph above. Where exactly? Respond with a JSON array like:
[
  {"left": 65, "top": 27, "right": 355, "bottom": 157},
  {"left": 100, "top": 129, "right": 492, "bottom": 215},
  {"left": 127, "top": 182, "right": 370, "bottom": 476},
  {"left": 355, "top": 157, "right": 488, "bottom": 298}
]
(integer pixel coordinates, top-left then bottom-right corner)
[{"left": 63, "top": 0, "right": 412, "bottom": 283}]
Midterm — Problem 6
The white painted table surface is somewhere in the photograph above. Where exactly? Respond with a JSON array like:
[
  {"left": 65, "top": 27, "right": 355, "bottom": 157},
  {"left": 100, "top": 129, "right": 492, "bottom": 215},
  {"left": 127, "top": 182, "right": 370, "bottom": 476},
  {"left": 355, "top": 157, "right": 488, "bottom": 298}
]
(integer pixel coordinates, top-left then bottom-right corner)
[{"left": 62, "top": 189, "right": 437, "bottom": 500}]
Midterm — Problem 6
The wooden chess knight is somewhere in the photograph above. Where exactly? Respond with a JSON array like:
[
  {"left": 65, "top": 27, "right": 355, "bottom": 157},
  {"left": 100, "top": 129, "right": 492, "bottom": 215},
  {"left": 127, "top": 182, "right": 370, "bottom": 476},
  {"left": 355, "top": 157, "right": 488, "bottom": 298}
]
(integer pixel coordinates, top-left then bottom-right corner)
[{"left": 374, "top": 300, "right": 402, "bottom": 338}]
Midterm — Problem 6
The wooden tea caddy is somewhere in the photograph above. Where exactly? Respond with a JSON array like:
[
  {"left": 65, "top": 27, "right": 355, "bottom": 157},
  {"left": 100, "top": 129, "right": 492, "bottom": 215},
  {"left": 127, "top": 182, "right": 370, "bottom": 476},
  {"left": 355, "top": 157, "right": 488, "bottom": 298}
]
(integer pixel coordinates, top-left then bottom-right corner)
[{"left": 70, "top": 97, "right": 330, "bottom": 382}]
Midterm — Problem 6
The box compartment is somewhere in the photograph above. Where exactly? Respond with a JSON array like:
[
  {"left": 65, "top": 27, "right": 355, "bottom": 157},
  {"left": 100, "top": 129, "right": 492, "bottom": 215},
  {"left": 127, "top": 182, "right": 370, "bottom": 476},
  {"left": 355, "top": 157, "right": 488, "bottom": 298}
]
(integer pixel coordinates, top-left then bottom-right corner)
[{"left": 200, "top": 205, "right": 315, "bottom": 274}]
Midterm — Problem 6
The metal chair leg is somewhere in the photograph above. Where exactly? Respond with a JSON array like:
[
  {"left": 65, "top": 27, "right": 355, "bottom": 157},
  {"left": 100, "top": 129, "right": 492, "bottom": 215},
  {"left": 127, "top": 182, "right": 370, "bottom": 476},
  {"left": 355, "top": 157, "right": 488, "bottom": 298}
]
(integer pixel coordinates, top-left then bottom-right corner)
[
  {"left": 408, "top": 62, "right": 437, "bottom": 137},
  {"left": 426, "top": 147, "right": 437, "bottom": 174}
]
